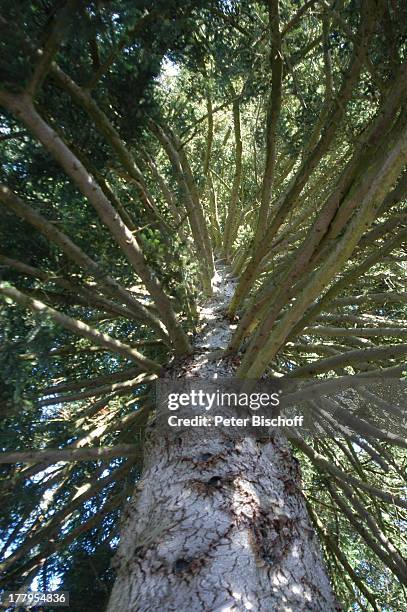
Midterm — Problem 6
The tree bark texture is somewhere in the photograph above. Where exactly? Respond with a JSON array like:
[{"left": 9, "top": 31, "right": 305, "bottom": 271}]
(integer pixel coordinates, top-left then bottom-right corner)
[
  {"left": 107, "top": 264, "right": 338, "bottom": 611},
  {"left": 107, "top": 430, "right": 338, "bottom": 611}
]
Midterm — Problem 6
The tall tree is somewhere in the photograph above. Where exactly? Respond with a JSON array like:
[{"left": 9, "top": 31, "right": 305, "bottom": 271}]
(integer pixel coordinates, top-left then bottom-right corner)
[{"left": 0, "top": 1, "right": 406, "bottom": 610}]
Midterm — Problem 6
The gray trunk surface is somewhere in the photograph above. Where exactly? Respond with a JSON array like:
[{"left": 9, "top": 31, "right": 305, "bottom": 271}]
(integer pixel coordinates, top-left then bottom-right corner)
[{"left": 107, "top": 263, "right": 338, "bottom": 611}]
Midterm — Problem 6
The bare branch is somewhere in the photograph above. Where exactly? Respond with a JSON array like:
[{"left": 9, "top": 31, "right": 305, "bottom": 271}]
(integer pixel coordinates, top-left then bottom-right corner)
[
  {"left": 229, "top": 1, "right": 378, "bottom": 315},
  {"left": 0, "top": 95, "right": 190, "bottom": 354},
  {"left": 224, "top": 98, "right": 243, "bottom": 255},
  {"left": 239, "top": 116, "right": 407, "bottom": 376},
  {"left": 294, "top": 436, "right": 407, "bottom": 509},
  {"left": 282, "top": 0, "right": 319, "bottom": 37},
  {"left": 0, "top": 445, "right": 140, "bottom": 465},
  {"left": 254, "top": 0, "right": 283, "bottom": 243},
  {"left": 288, "top": 343, "right": 407, "bottom": 377},
  {"left": 39, "top": 372, "right": 154, "bottom": 407},
  {"left": 0, "top": 184, "right": 167, "bottom": 337},
  {"left": 0, "top": 284, "right": 164, "bottom": 374},
  {"left": 0, "top": 461, "right": 133, "bottom": 576},
  {"left": 304, "top": 325, "right": 407, "bottom": 339},
  {"left": 86, "top": 10, "right": 159, "bottom": 89},
  {"left": 26, "top": 0, "right": 79, "bottom": 97}
]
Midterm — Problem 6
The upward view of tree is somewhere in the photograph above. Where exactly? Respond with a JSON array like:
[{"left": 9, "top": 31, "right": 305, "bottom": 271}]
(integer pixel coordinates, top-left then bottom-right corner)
[{"left": 0, "top": 0, "right": 406, "bottom": 609}]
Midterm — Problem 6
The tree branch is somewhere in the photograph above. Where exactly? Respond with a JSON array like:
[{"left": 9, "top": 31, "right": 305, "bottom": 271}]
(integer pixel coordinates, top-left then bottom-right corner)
[
  {"left": 0, "top": 445, "right": 140, "bottom": 465},
  {"left": 0, "top": 184, "right": 167, "bottom": 337},
  {"left": 26, "top": 0, "right": 79, "bottom": 98},
  {"left": 0, "top": 95, "right": 190, "bottom": 354},
  {"left": 0, "top": 284, "right": 164, "bottom": 374}
]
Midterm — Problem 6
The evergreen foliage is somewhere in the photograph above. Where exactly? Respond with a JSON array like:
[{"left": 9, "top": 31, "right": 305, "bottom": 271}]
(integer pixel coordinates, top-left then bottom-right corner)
[{"left": 0, "top": 1, "right": 406, "bottom": 609}]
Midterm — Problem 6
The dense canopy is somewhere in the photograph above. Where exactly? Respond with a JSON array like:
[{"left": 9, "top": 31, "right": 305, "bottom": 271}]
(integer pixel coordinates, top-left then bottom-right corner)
[{"left": 0, "top": 1, "right": 406, "bottom": 610}]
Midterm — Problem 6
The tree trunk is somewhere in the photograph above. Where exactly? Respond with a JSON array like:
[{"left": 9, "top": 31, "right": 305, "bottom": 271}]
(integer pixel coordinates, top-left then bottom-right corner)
[{"left": 107, "top": 263, "right": 338, "bottom": 611}]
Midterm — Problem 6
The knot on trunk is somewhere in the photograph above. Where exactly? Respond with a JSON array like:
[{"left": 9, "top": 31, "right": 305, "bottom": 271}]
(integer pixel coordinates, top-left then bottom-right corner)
[{"left": 252, "top": 512, "right": 295, "bottom": 567}]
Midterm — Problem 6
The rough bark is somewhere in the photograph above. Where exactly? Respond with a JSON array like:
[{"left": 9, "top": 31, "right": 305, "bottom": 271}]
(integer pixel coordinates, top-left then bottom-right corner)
[
  {"left": 107, "top": 430, "right": 338, "bottom": 611},
  {"left": 107, "top": 264, "right": 338, "bottom": 611}
]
